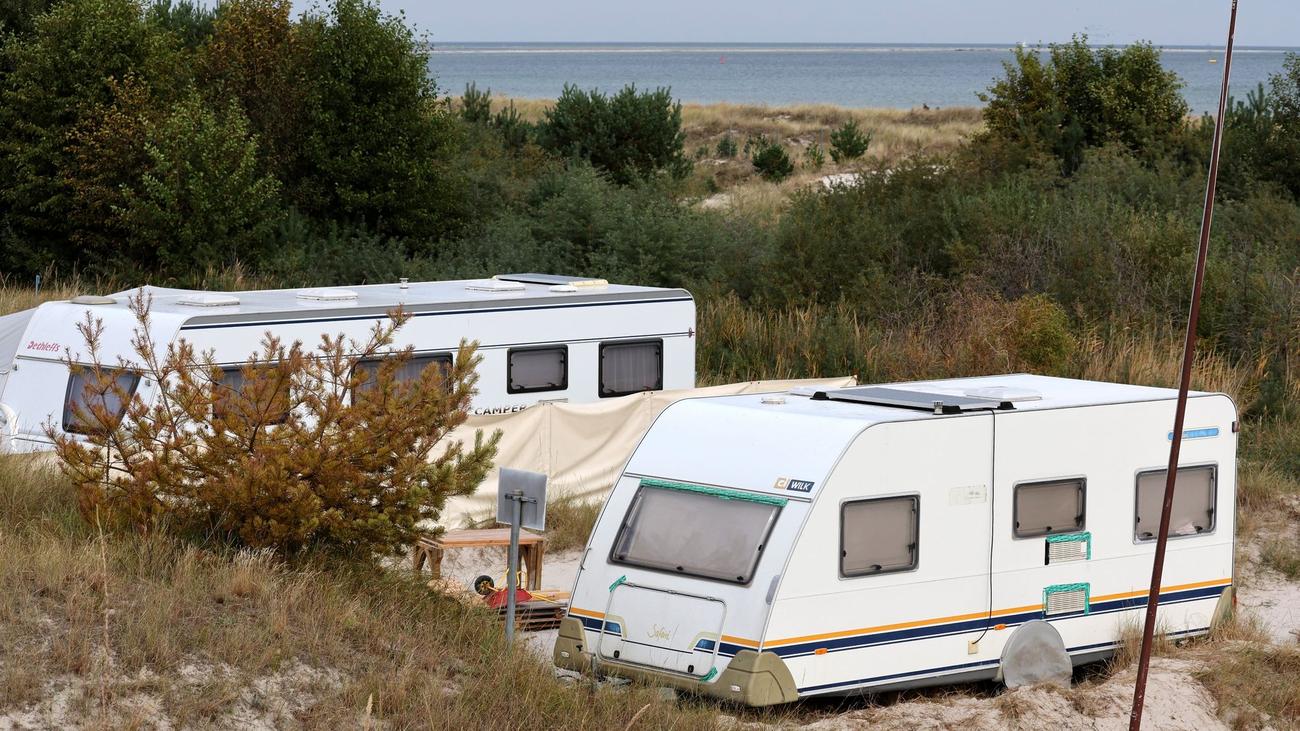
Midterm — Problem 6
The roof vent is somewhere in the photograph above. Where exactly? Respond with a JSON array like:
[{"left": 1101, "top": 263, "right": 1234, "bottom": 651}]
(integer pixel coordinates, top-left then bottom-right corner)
[
  {"left": 810, "top": 386, "right": 1016, "bottom": 414},
  {"left": 495, "top": 273, "right": 608, "bottom": 289},
  {"left": 297, "top": 288, "right": 358, "bottom": 302},
  {"left": 177, "top": 293, "right": 240, "bottom": 307},
  {"left": 465, "top": 279, "right": 525, "bottom": 293},
  {"left": 70, "top": 295, "right": 116, "bottom": 306}
]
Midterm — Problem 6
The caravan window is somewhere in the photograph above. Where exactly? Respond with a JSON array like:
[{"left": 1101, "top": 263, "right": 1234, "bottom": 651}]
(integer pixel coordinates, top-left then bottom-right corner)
[
  {"left": 841, "top": 495, "right": 919, "bottom": 576},
  {"left": 1013, "top": 478, "right": 1086, "bottom": 537},
  {"left": 353, "top": 352, "right": 452, "bottom": 394},
  {"left": 214, "top": 367, "right": 290, "bottom": 424},
  {"left": 1135, "top": 465, "right": 1216, "bottom": 541},
  {"left": 507, "top": 346, "right": 567, "bottom": 394},
  {"left": 610, "top": 482, "right": 781, "bottom": 585},
  {"left": 599, "top": 340, "right": 663, "bottom": 397},
  {"left": 62, "top": 368, "right": 140, "bottom": 434}
]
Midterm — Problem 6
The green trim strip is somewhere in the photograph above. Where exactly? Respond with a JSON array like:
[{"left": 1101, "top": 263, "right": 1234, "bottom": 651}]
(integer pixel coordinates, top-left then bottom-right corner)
[
  {"left": 609, "top": 575, "right": 627, "bottom": 593},
  {"left": 701, "top": 667, "right": 718, "bottom": 682},
  {"left": 1043, "top": 582, "right": 1091, "bottom": 615},
  {"left": 639, "top": 478, "right": 788, "bottom": 507},
  {"left": 1046, "top": 530, "right": 1092, "bottom": 559}
]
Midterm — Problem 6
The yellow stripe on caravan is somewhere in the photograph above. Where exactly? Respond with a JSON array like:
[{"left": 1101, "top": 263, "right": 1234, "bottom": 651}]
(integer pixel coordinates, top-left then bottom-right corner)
[
  {"left": 763, "top": 577, "right": 1232, "bottom": 648},
  {"left": 568, "top": 606, "right": 760, "bottom": 648}
]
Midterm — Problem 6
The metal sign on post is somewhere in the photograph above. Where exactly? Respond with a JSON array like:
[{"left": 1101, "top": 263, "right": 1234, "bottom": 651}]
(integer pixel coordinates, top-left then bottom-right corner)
[{"left": 497, "top": 468, "right": 547, "bottom": 645}]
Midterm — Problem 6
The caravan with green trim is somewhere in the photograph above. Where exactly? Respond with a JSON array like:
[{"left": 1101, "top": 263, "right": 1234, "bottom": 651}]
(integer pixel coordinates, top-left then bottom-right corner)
[{"left": 554, "top": 374, "right": 1237, "bottom": 705}]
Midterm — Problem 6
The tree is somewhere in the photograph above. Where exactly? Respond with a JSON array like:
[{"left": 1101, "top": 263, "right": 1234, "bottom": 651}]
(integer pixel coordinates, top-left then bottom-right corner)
[
  {"left": 829, "top": 119, "right": 871, "bottom": 163},
  {"left": 979, "top": 36, "right": 1188, "bottom": 173},
  {"left": 1265, "top": 53, "right": 1300, "bottom": 199},
  {"left": 295, "top": 0, "right": 464, "bottom": 243},
  {"left": 52, "top": 294, "right": 500, "bottom": 558},
  {"left": 113, "top": 92, "right": 283, "bottom": 272},
  {"left": 538, "top": 84, "right": 690, "bottom": 185},
  {"left": 0, "top": 0, "right": 182, "bottom": 275}
]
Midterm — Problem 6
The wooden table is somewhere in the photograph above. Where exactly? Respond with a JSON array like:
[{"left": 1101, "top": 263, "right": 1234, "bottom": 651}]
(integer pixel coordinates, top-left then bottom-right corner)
[{"left": 413, "top": 528, "right": 546, "bottom": 591}]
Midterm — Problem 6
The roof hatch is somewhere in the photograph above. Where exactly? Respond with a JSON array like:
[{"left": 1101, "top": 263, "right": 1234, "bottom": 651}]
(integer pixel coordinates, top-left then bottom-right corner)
[
  {"left": 465, "top": 279, "right": 526, "bottom": 293},
  {"left": 177, "top": 293, "right": 240, "bottom": 307},
  {"left": 810, "top": 386, "right": 1016, "bottom": 414},
  {"left": 495, "top": 273, "right": 608, "bottom": 289},
  {"left": 297, "top": 288, "right": 358, "bottom": 302}
]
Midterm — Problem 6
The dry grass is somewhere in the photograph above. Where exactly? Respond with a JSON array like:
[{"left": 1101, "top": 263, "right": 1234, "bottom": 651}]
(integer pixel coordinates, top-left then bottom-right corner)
[
  {"left": 462, "top": 493, "right": 603, "bottom": 554},
  {"left": 0, "top": 454, "right": 733, "bottom": 729},
  {"left": 1196, "top": 643, "right": 1300, "bottom": 730},
  {"left": 464, "top": 94, "right": 982, "bottom": 201}
]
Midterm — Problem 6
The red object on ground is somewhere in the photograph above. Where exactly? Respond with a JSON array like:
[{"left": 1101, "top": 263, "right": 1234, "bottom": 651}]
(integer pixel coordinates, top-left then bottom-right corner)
[{"left": 484, "top": 587, "right": 533, "bottom": 609}]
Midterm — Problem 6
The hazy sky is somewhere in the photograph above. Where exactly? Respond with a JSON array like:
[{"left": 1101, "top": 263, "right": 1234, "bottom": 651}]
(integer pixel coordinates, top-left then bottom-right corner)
[{"left": 294, "top": 1, "right": 1298, "bottom": 47}]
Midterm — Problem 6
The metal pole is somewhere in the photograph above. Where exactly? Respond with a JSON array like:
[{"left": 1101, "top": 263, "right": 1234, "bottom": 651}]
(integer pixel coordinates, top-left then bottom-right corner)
[
  {"left": 505, "top": 491, "right": 522, "bottom": 646},
  {"left": 1129, "top": 2, "right": 1237, "bottom": 728}
]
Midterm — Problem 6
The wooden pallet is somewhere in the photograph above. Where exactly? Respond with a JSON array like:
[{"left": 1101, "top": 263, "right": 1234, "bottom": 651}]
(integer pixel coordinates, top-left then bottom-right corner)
[{"left": 496, "top": 592, "right": 570, "bottom": 631}]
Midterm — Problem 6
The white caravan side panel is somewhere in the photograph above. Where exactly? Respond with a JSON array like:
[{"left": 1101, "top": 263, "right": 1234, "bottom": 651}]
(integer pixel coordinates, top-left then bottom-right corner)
[{"left": 765, "top": 415, "right": 995, "bottom": 696}]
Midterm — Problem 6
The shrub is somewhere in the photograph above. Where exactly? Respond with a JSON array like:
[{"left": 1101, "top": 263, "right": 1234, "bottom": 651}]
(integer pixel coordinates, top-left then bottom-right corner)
[
  {"left": 715, "top": 133, "right": 737, "bottom": 158},
  {"left": 829, "top": 119, "right": 871, "bottom": 163},
  {"left": 750, "top": 135, "right": 793, "bottom": 181},
  {"left": 538, "top": 83, "right": 690, "bottom": 184},
  {"left": 51, "top": 295, "right": 500, "bottom": 557},
  {"left": 978, "top": 35, "right": 1188, "bottom": 173},
  {"left": 804, "top": 141, "right": 826, "bottom": 170},
  {"left": 459, "top": 81, "right": 492, "bottom": 124}
]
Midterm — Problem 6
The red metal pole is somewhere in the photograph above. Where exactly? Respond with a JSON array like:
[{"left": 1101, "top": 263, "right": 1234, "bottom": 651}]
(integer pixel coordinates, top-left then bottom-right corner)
[{"left": 1128, "top": 2, "right": 1238, "bottom": 729}]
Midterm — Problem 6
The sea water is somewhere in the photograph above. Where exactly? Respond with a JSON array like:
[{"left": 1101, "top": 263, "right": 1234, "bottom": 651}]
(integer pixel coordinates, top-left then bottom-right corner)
[{"left": 428, "top": 42, "right": 1297, "bottom": 112}]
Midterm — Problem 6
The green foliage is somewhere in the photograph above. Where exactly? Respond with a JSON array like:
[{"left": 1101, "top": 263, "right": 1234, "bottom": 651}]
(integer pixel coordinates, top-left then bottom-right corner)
[
  {"left": 145, "top": 0, "right": 216, "bottom": 50},
  {"left": 829, "top": 119, "right": 870, "bottom": 163},
  {"left": 0, "top": 0, "right": 183, "bottom": 274},
  {"left": 979, "top": 36, "right": 1188, "bottom": 173},
  {"left": 538, "top": 83, "right": 690, "bottom": 185},
  {"left": 295, "top": 0, "right": 464, "bottom": 242},
  {"left": 459, "top": 81, "right": 492, "bottom": 124},
  {"left": 715, "top": 133, "right": 738, "bottom": 158},
  {"left": 1007, "top": 294, "right": 1075, "bottom": 372},
  {"left": 0, "top": 0, "right": 58, "bottom": 39},
  {"left": 749, "top": 135, "right": 793, "bottom": 181},
  {"left": 118, "top": 93, "right": 282, "bottom": 271},
  {"left": 803, "top": 141, "right": 826, "bottom": 170}
]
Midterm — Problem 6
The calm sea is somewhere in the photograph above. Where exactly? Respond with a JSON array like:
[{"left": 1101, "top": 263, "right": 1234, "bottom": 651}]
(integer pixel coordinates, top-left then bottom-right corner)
[{"left": 428, "top": 42, "right": 1297, "bottom": 113}]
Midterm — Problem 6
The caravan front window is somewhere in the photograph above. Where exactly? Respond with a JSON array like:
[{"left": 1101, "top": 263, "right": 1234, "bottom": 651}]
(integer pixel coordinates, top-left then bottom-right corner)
[
  {"left": 610, "top": 481, "right": 782, "bottom": 585},
  {"left": 62, "top": 368, "right": 140, "bottom": 434}
]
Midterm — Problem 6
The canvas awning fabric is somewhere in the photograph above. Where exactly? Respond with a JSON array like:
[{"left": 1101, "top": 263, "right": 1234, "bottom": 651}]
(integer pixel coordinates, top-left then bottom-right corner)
[
  {"left": 0, "top": 308, "right": 36, "bottom": 396},
  {"left": 438, "top": 376, "right": 856, "bottom": 525}
]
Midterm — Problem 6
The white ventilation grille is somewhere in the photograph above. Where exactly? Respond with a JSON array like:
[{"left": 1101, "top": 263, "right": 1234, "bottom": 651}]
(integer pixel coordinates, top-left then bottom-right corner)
[
  {"left": 1043, "top": 584, "right": 1089, "bottom": 616},
  {"left": 1048, "top": 540, "right": 1088, "bottom": 564},
  {"left": 178, "top": 293, "right": 240, "bottom": 307},
  {"left": 297, "top": 288, "right": 358, "bottom": 301}
]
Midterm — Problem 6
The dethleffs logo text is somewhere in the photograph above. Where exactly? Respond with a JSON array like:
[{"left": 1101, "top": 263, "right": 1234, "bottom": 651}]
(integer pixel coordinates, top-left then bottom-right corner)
[{"left": 25, "top": 340, "right": 61, "bottom": 353}]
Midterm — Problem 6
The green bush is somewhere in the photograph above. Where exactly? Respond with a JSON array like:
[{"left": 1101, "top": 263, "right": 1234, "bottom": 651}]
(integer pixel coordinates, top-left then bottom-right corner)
[
  {"left": 715, "top": 133, "right": 737, "bottom": 158},
  {"left": 538, "top": 83, "right": 690, "bottom": 184},
  {"left": 979, "top": 35, "right": 1188, "bottom": 173},
  {"left": 459, "top": 81, "right": 492, "bottom": 124},
  {"left": 804, "top": 141, "right": 826, "bottom": 170},
  {"left": 750, "top": 136, "right": 793, "bottom": 181},
  {"left": 829, "top": 119, "right": 870, "bottom": 163}
]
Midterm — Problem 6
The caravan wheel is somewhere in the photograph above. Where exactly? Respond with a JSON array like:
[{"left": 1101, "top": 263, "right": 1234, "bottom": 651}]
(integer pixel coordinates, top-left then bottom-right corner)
[{"left": 998, "top": 620, "right": 1072, "bottom": 688}]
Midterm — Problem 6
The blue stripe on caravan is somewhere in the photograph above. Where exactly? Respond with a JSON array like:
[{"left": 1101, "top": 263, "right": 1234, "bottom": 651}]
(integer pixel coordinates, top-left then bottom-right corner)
[
  {"left": 771, "top": 584, "right": 1225, "bottom": 659},
  {"left": 576, "top": 615, "right": 623, "bottom": 636},
  {"left": 799, "top": 626, "right": 1211, "bottom": 695}
]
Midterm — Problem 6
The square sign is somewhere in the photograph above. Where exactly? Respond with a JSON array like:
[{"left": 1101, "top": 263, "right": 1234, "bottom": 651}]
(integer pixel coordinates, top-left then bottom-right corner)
[{"left": 497, "top": 468, "right": 548, "bottom": 531}]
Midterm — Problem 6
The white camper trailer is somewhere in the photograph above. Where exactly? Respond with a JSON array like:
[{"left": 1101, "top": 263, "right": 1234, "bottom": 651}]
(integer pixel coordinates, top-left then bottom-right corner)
[
  {"left": 555, "top": 374, "right": 1237, "bottom": 706},
  {"left": 0, "top": 274, "right": 694, "bottom": 453}
]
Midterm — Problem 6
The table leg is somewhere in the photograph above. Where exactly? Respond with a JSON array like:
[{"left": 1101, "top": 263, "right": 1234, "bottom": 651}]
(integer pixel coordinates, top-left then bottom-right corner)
[
  {"left": 431, "top": 547, "right": 444, "bottom": 581},
  {"left": 412, "top": 544, "right": 426, "bottom": 573}
]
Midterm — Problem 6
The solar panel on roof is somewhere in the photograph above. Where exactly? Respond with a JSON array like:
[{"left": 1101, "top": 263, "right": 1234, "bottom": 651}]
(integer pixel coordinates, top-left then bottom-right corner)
[{"left": 810, "top": 386, "right": 1015, "bottom": 414}]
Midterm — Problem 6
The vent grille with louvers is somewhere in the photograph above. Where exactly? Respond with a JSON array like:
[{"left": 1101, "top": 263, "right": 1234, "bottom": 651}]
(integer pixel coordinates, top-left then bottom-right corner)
[
  {"left": 1044, "top": 531, "right": 1091, "bottom": 565},
  {"left": 1043, "top": 583, "right": 1090, "bottom": 616}
]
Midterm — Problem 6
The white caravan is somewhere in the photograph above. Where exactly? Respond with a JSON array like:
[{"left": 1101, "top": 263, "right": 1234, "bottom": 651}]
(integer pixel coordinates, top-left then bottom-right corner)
[
  {"left": 555, "top": 374, "right": 1237, "bottom": 705},
  {"left": 0, "top": 274, "right": 694, "bottom": 453}
]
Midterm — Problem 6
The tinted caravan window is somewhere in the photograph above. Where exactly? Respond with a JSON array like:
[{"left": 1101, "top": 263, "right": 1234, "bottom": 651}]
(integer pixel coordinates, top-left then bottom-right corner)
[
  {"left": 841, "top": 495, "right": 919, "bottom": 576},
  {"left": 353, "top": 352, "right": 453, "bottom": 394},
  {"left": 62, "top": 368, "right": 140, "bottom": 434},
  {"left": 507, "top": 346, "right": 567, "bottom": 394},
  {"left": 611, "top": 482, "right": 781, "bottom": 585},
  {"left": 1135, "top": 465, "right": 1216, "bottom": 541},
  {"left": 214, "top": 367, "right": 290, "bottom": 424},
  {"left": 1014, "top": 478, "right": 1086, "bottom": 537},
  {"left": 599, "top": 340, "right": 663, "bottom": 397}
]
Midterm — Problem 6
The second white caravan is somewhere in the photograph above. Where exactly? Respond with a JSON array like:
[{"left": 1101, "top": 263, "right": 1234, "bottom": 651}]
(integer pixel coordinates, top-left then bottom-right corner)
[{"left": 555, "top": 374, "right": 1236, "bottom": 705}]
